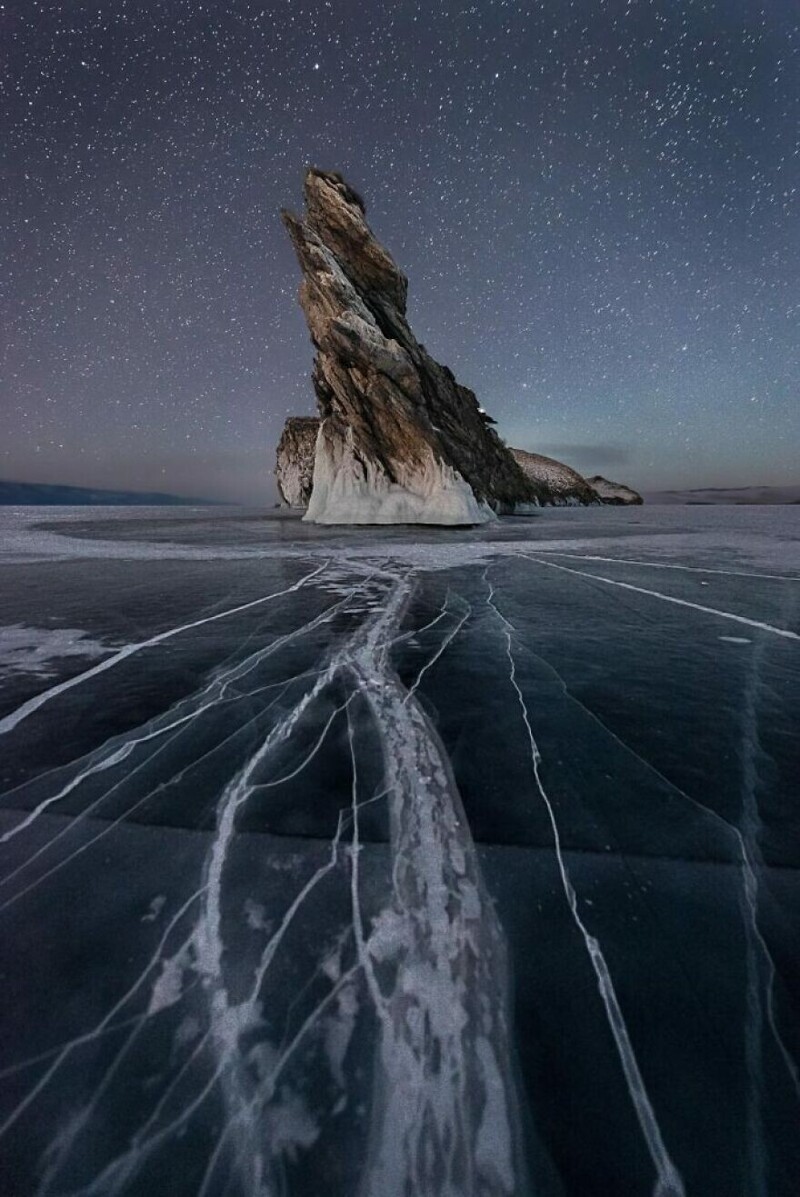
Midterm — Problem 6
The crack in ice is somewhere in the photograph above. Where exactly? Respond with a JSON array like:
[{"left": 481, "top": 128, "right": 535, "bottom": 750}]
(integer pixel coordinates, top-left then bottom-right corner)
[
  {"left": 509, "top": 632, "right": 800, "bottom": 1110},
  {"left": 520, "top": 555, "right": 800, "bottom": 641},
  {"left": 342, "top": 571, "right": 525, "bottom": 1197},
  {"left": 532, "top": 550, "right": 800, "bottom": 583},
  {"left": 484, "top": 567, "right": 686, "bottom": 1197},
  {"left": 0, "top": 560, "right": 332, "bottom": 737}
]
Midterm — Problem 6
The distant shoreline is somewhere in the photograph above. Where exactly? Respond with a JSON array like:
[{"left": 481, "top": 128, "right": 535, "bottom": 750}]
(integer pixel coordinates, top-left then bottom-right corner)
[
  {"left": 644, "top": 485, "right": 800, "bottom": 506},
  {"left": 0, "top": 480, "right": 224, "bottom": 507}
]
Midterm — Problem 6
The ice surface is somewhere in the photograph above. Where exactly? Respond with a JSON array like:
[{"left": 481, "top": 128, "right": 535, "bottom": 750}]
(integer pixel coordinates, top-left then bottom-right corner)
[{"left": 0, "top": 504, "right": 798, "bottom": 1196}]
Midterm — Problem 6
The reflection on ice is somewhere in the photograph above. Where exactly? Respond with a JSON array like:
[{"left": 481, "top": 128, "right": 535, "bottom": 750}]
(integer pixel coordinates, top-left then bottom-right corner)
[{"left": 0, "top": 505, "right": 797, "bottom": 1196}]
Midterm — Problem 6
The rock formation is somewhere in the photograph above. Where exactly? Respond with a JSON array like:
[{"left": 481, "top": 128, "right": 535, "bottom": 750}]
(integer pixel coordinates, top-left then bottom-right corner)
[
  {"left": 510, "top": 449, "right": 600, "bottom": 507},
  {"left": 274, "top": 414, "right": 615, "bottom": 514},
  {"left": 587, "top": 475, "right": 643, "bottom": 505},
  {"left": 275, "top": 416, "right": 319, "bottom": 506},
  {"left": 281, "top": 169, "right": 547, "bottom": 524}
]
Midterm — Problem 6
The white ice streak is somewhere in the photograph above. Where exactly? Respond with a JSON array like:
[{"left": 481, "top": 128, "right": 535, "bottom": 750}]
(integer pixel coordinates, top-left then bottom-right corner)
[
  {"left": 124, "top": 622, "right": 376, "bottom": 1194},
  {"left": 403, "top": 593, "right": 471, "bottom": 705},
  {"left": 189, "top": 688, "right": 344, "bottom": 1194},
  {"left": 0, "top": 569, "right": 369, "bottom": 852},
  {"left": 0, "top": 886, "right": 206, "bottom": 1142},
  {"left": 344, "top": 574, "right": 524, "bottom": 1197},
  {"left": 57, "top": 679, "right": 356, "bottom": 1196},
  {"left": 734, "top": 636, "right": 800, "bottom": 1197},
  {"left": 521, "top": 556, "right": 800, "bottom": 641},
  {"left": 519, "top": 635, "right": 800, "bottom": 1112},
  {"left": 0, "top": 560, "right": 331, "bottom": 737},
  {"left": 484, "top": 571, "right": 686, "bottom": 1197},
  {"left": 532, "top": 550, "right": 800, "bottom": 583},
  {"left": 0, "top": 682, "right": 292, "bottom": 909}
]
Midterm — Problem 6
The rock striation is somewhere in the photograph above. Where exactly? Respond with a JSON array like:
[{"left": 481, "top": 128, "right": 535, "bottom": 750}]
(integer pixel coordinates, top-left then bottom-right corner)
[
  {"left": 281, "top": 169, "right": 547, "bottom": 524},
  {"left": 274, "top": 414, "right": 616, "bottom": 514},
  {"left": 510, "top": 449, "right": 600, "bottom": 507},
  {"left": 587, "top": 475, "right": 643, "bottom": 505},
  {"left": 275, "top": 416, "right": 319, "bottom": 507}
]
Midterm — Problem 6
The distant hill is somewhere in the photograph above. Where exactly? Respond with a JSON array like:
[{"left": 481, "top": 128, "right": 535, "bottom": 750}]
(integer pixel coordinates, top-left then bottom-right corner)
[
  {"left": 509, "top": 448, "right": 600, "bottom": 506},
  {"left": 0, "top": 480, "right": 221, "bottom": 506},
  {"left": 645, "top": 485, "right": 800, "bottom": 506}
]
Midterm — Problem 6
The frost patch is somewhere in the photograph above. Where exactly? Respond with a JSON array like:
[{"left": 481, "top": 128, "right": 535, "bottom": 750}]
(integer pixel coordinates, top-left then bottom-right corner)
[
  {"left": 147, "top": 948, "right": 190, "bottom": 1015},
  {"left": 475, "top": 1036, "right": 515, "bottom": 1193},
  {"left": 0, "top": 624, "right": 112, "bottom": 679},
  {"left": 244, "top": 899, "right": 272, "bottom": 932},
  {"left": 141, "top": 895, "right": 166, "bottom": 923}
]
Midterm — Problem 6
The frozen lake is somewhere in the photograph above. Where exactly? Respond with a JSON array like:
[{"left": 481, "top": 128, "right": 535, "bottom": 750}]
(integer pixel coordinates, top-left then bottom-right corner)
[{"left": 0, "top": 504, "right": 798, "bottom": 1197}]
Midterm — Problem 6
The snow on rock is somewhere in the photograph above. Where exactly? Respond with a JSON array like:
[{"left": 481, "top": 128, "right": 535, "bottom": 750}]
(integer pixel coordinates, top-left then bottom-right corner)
[
  {"left": 588, "top": 475, "right": 644, "bottom": 505},
  {"left": 510, "top": 448, "right": 600, "bottom": 507},
  {"left": 281, "top": 169, "right": 540, "bottom": 525}
]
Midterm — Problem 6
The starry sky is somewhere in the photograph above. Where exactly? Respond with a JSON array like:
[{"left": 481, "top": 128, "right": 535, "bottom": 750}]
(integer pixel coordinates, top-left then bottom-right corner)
[{"left": 3, "top": 0, "right": 799, "bottom": 503}]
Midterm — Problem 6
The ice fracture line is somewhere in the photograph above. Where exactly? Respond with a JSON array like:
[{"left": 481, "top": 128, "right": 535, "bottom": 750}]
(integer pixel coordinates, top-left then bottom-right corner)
[
  {"left": 0, "top": 574, "right": 369, "bottom": 847},
  {"left": 0, "top": 560, "right": 331, "bottom": 736},
  {"left": 533, "top": 550, "right": 800, "bottom": 583},
  {"left": 484, "top": 569, "right": 686, "bottom": 1197},
  {"left": 342, "top": 570, "right": 525, "bottom": 1197},
  {"left": 520, "top": 556, "right": 800, "bottom": 640}
]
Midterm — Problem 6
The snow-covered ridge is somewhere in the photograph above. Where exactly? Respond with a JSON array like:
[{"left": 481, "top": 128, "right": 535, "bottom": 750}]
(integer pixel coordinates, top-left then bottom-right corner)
[{"left": 510, "top": 449, "right": 600, "bottom": 507}]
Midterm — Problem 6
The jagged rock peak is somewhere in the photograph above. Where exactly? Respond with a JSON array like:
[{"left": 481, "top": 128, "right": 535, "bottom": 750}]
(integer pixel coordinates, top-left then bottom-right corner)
[
  {"left": 275, "top": 416, "right": 319, "bottom": 507},
  {"left": 281, "top": 167, "right": 541, "bottom": 524},
  {"left": 297, "top": 169, "right": 408, "bottom": 316},
  {"left": 588, "top": 475, "right": 644, "bottom": 505}
]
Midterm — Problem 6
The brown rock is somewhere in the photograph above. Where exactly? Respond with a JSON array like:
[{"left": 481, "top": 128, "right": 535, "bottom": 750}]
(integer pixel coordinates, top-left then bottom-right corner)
[
  {"left": 281, "top": 169, "right": 546, "bottom": 524},
  {"left": 510, "top": 449, "right": 600, "bottom": 507},
  {"left": 275, "top": 416, "right": 320, "bottom": 506},
  {"left": 587, "top": 476, "right": 644, "bottom": 505}
]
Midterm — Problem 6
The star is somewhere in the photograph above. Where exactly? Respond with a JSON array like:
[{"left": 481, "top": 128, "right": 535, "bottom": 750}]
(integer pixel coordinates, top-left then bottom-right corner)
[{"left": 1, "top": 0, "right": 797, "bottom": 502}]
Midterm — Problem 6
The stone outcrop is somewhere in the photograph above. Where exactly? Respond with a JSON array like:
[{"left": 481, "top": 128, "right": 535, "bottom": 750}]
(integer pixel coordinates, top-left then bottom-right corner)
[
  {"left": 510, "top": 449, "right": 600, "bottom": 507},
  {"left": 274, "top": 414, "right": 613, "bottom": 514},
  {"left": 275, "top": 416, "right": 319, "bottom": 506},
  {"left": 587, "top": 475, "right": 643, "bottom": 505},
  {"left": 281, "top": 169, "right": 548, "bottom": 524}
]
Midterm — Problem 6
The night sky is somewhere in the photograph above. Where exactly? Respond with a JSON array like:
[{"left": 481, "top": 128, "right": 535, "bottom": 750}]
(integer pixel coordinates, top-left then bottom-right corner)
[{"left": 3, "top": 0, "right": 798, "bottom": 503}]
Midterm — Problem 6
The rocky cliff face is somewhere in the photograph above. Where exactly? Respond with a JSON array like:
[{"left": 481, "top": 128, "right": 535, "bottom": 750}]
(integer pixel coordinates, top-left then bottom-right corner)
[
  {"left": 275, "top": 416, "right": 319, "bottom": 506},
  {"left": 281, "top": 169, "right": 543, "bottom": 524},
  {"left": 274, "top": 416, "right": 607, "bottom": 513},
  {"left": 510, "top": 449, "right": 600, "bottom": 506},
  {"left": 587, "top": 475, "right": 644, "bottom": 505}
]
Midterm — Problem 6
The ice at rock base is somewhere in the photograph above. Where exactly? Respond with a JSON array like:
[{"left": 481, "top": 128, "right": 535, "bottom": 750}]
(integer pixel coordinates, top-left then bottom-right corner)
[{"left": 304, "top": 425, "right": 496, "bottom": 525}]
